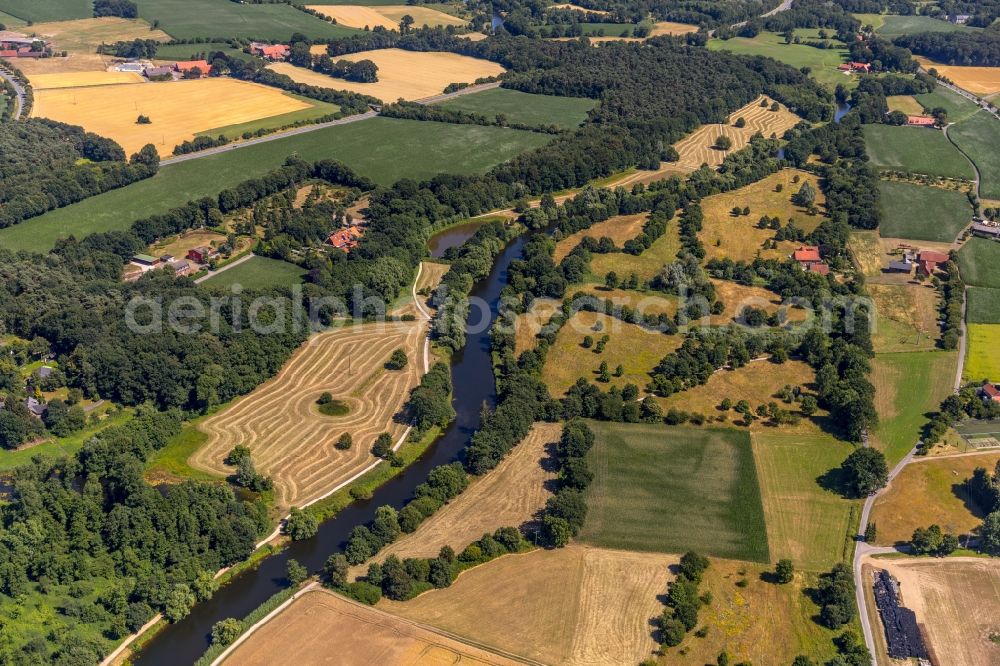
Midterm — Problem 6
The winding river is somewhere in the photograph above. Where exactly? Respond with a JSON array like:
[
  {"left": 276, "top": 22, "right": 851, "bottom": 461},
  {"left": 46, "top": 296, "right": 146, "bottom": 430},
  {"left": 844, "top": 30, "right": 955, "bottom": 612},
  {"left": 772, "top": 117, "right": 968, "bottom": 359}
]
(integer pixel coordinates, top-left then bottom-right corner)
[{"left": 135, "top": 234, "right": 527, "bottom": 665}]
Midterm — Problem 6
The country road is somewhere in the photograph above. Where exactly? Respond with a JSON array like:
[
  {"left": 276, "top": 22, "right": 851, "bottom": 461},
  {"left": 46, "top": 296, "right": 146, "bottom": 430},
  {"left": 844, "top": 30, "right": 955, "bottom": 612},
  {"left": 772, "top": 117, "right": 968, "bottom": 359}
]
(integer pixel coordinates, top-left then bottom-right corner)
[
  {"left": 193, "top": 252, "right": 255, "bottom": 284},
  {"left": 159, "top": 81, "right": 503, "bottom": 166},
  {"left": 0, "top": 67, "right": 27, "bottom": 119}
]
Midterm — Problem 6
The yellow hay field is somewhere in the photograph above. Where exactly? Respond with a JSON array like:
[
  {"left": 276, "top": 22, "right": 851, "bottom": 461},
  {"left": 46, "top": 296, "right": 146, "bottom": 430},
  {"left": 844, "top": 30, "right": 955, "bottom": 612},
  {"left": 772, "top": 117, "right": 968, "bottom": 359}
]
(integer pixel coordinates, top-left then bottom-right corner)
[
  {"left": 550, "top": 3, "right": 610, "bottom": 14},
  {"left": 28, "top": 71, "right": 145, "bottom": 90},
  {"left": 383, "top": 545, "right": 674, "bottom": 666},
  {"left": 189, "top": 321, "right": 426, "bottom": 513},
  {"left": 305, "top": 5, "right": 466, "bottom": 30},
  {"left": 671, "top": 96, "right": 801, "bottom": 172},
  {"left": 648, "top": 21, "right": 700, "bottom": 36},
  {"left": 886, "top": 94, "right": 925, "bottom": 115},
  {"left": 915, "top": 56, "right": 1000, "bottom": 97},
  {"left": 512, "top": 297, "right": 562, "bottom": 356},
  {"left": 351, "top": 423, "right": 560, "bottom": 577},
  {"left": 553, "top": 213, "right": 648, "bottom": 263},
  {"left": 700, "top": 168, "right": 826, "bottom": 263},
  {"left": 32, "top": 78, "right": 313, "bottom": 155},
  {"left": 269, "top": 50, "right": 504, "bottom": 101},
  {"left": 225, "top": 587, "right": 521, "bottom": 666}
]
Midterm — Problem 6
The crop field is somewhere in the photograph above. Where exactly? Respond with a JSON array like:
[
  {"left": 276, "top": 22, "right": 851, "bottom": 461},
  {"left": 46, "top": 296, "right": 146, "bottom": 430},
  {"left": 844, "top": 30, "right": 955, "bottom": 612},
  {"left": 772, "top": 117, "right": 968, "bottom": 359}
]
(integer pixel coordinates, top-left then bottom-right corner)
[
  {"left": 353, "top": 423, "right": 560, "bottom": 576},
  {"left": 968, "top": 287, "right": 1000, "bottom": 324},
  {"left": 669, "top": 96, "right": 802, "bottom": 172},
  {"left": 33, "top": 78, "right": 315, "bottom": 155},
  {"left": 188, "top": 322, "right": 426, "bottom": 512},
  {"left": 872, "top": 351, "right": 957, "bottom": 464},
  {"left": 194, "top": 94, "right": 341, "bottom": 142},
  {"left": 580, "top": 421, "right": 769, "bottom": 561},
  {"left": 135, "top": 0, "right": 360, "bottom": 40},
  {"left": 0, "top": 0, "right": 91, "bottom": 22},
  {"left": 28, "top": 71, "right": 146, "bottom": 89},
  {"left": 949, "top": 111, "right": 1000, "bottom": 200},
  {"left": 913, "top": 56, "right": 1000, "bottom": 97},
  {"left": 201, "top": 256, "right": 307, "bottom": 290},
  {"left": 700, "top": 169, "right": 826, "bottom": 263},
  {"left": 383, "top": 545, "right": 675, "bottom": 666},
  {"left": 540, "top": 311, "right": 682, "bottom": 396},
  {"left": 870, "top": 452, "right": 1000, "bottom": 546},
  {"left": 588, "top": 221, "right": 681, "bottom": 280},
  {"left": 964, "top": 324, "right": 1000, "bottom": 383},
  {"left": 877, "top": 180, "right": 972, "bottom": 242},
  {"left": 869, "top": 557, "right": 1000, "bottom": 666},
  {"left": 553, "top": 213, "right": 647, "bottom": 263},
  {"left": 0, "top": 117, "right": 550, "bottom": 253},
  {"left": 153, "top": 42, "right": 258, "bottom": 63},
  {"left": 305, "top": 4, "right": 466, "bottom": 30},
  {"left": 657, "top": 359, "right": 818, "bottom": 427},
  {"left": 437, "top": 87, "right": 596, "bottom": 129},
  {"left": 885, "top": 95, "right": 924, "bottom": 115},
  {"left": 958, "top": 237, "right": 1000, "bottom": 289},
  {"left": 269, "top": 50, "right": 505, "bottom": 101},
  {"left": 868, "top": 283, "right": 941, "bottom": 352},
  {"left": 863, "top": 124, "right": 974, "bottom": 180},
  {"left": 226, "top": 587, "right": 518, "bottom": 665},
  {"left": 708, "top": 32, "right": 851, "bottom": 91}
]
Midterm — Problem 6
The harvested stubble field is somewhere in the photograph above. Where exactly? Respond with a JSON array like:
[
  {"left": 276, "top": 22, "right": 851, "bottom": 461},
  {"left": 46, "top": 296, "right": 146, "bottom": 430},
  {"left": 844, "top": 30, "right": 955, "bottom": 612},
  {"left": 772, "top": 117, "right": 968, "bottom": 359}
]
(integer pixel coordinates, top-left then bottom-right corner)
[
  {"left": 753, "top": 431, "right": 857, "bottom": 572},
  {"left": 964, "top": 324, "right": 1000, "bottom": 383},
  {"left": 914, "top": 56, "right": 1000, "bottom": 97},
  {"left": 885, "top": 94, "right": 925, "bottom": 115},
  {"left": 33, "top": 78, "right": 314, "bottom": 155},
  {"left": 351, "top": 423, "right": 560, "bottom": 577},
  {"left": 305, "top": 4, "right": 466, "bottom": 30},
  {"left": 188, "top": 321, "right": 426, "bottom": 512},
  {"left": 28, "top": 71, "right": 146, "bottom": 89},
  {"left": 866, "top": 557, "right": 1000, "bottom": 666},
  {"left": 581, "top": 421, "right": 769, "bottom": 561},
  {"left": 553, "top": 213, "right": 648, "bottom": 263},
  {"left": 269, "top": 49, "right": 505, "bottom": 101},
  {"left": 700, "top": 169, "right": 826, "bottom": 263},
  {"left": 540, "top": 311, "right": 682, "bottom": 396},
  {"left": 868, "top": 283, "right": 941, "bottom": 352},
  {"left": 512, "top": 297, "right": 561, "bottom": 356},
  {"left": 588, "top": 221, "right": 681, "bottom": 281},
  {"left": 383, "top": 545, "right": 674, "bottom": 666},
  {"left": 669, "top": 96, "right": 801, "bottom": 172},
  {"left": 225, "top": 587, "right": 520, "bottom": 666},
  {"left": 870, "top": 452, "right": 1000, "bottom": 546}
]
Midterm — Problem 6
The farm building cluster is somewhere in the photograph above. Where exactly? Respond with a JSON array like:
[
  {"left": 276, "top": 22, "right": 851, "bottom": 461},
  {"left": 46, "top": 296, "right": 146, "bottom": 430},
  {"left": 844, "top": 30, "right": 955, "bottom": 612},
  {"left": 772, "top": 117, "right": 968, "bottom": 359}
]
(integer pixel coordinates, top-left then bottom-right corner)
[
  {"left": 792, "top": 245, "right": 829, "bottom": 275},
  {"left": 884, "top": 248, "right": 950, "bottom": 277},
  {"left": 125, "top": 251, "right": 206, "bottom": 281},
  {"left": 0, "top": 30, "right": 52, "bottom": 59}
]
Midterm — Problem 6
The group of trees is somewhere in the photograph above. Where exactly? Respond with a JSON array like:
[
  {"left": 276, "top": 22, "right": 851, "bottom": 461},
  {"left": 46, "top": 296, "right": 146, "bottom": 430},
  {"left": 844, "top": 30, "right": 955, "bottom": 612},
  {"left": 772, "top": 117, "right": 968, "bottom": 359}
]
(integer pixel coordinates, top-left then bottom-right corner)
[
  {"left": 965, "top": 461, "right": 1000, "bottom": 554},
  {"left": 405, "top": 361, "right": 454, "bottom": 432},
  {"left": 894, "top": 30, "right": 1000, "bottom": 67},
  {"left": 657, "top": 551, "right": 711, "bottom": 647},
  {"left": 94, "top": 0, "right": 137, "bottom": 18}
]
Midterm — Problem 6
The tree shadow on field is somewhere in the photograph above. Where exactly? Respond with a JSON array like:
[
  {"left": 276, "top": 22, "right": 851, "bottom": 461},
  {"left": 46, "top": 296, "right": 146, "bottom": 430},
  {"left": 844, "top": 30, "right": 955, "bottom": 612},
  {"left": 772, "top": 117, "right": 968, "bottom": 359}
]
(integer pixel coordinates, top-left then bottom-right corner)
[
  {"left": 540, "top": 441, "right": 561, "bottom": 493},
  {"left": 816, "top": 464, "right": 851, "bottom": 499}
]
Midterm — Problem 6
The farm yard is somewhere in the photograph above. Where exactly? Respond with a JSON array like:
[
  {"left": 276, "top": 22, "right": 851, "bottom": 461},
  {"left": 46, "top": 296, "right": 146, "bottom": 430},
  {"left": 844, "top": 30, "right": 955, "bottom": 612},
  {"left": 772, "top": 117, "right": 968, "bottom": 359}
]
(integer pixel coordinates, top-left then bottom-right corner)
[
  {"left": 869, "top": 452, "right": 1000, "bottom": 546},
  {"left": 865, "top": 558, "right": 1000, "bottom": 666},
  {"left": 436, "top": 87, "right": 597, "bottom": 129},
  {"left": 32, "top": 78, "right": 316, "bottom": 155},
  {"left": 964, "top": 324, "right": 1000, "bottom": 383},
  {"left": 708, "top": 31, "right": 851, "bottom": 91},
  {"left": 863, "top": 124, "right": 975, "bottom": 180},
  {"left": 579, "top": 421, "right": 769, "bottom": 562},
  {"left": 187, "top": 321, "right": 427, "bottom": 513},
  {"left": 305, "top": 4, "right": 466, "bottom": 30},
  {"left": 383, "top": 545, "right": 674, "bottom": 666},
  {"left": 200, "top": 256, "right": 307, "bottom": 290},
  {"left": 877, "top": 180, "right": 972, "bottom": 242},
  {"left": 913, "top": 56, "right": 1000, "bottom": 98},
  {"left": 699, "top": 168, "right": 826, "bottom": 263},
  {"left": 224, "top": 587, "right": 518, "bottom": 665},
  {"left": 668, "top": 96, "right": 801, "bottom": 172},
  {"left": 948, "top": 111, "right": 1000, "bottom": 200},
  {"left": 0, "top": 117, "right": 551, "bottom": 253},
  {"left": 270, "top": 49, "right": 505, "bottom": 101}
]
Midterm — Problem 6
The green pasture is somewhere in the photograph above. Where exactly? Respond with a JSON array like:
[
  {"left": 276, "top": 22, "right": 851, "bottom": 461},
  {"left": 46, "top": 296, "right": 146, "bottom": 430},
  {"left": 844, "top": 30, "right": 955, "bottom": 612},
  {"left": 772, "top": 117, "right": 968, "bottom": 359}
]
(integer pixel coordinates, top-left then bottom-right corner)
[
  {"left": 968, "top": 287, "right": 1000, "bottom": 324},
  {"left": 580, "top": 421, "right": 769, "bottom": 562},
  {"left": 915, "top": 86, "right": 981, "bottom": 123},
  {"left": 708, "top": 31, "right": 851, "bottom": 92},
  {"left": 949, "top": 111, "right": 1000, "bottom": 200},
  {"left": 958, "top": 237, "right": 1000, "bottom": 289},
  {"left": 863, "top": 124, "right": 974, "bottom": 180},
  {"left": 135, "top": 0, "right": 361, "bottom": 40},
  {"left": 877, "top": 180, "right": 972, "bottom": 242},
  {"left": 0, "top": 0, "right": 91, "bottom": 22},
  {"left": 437, "top": 88, "right": 596, "bottom": 129},
  {"left": 201, "top": 256, "right": 307, "bottom": 290},
  {"left": 855, "top": 13, "right": 979, "bottom": 36}
]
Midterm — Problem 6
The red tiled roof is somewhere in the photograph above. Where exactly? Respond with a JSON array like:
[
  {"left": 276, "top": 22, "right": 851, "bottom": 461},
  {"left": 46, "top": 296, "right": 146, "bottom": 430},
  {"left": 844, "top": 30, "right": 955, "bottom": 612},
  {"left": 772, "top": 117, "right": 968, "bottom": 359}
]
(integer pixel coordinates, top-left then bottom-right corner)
[
  {"left": 260, "top": 44, "right": 288, "bottom": 57},
  {"left": 793, "top": 246, "right": 821, "bottom": 263},
  {"left": 919, "top": 250, "right": 949, "bottom": 263},
  {"left": 807, "top": 262, "right": 830, "bottom": 275},
  {"left": 907, "top": 115, "right": 936, "bottom": 126},
  {"left": 326, "top": 226, "right": 364, "bottom": 251},
  {"left": 174, "top": 60, "right": 211, "bottom": 73},
  {"left": 984, "top": 383, "right": 1000, "bottom": 398}
]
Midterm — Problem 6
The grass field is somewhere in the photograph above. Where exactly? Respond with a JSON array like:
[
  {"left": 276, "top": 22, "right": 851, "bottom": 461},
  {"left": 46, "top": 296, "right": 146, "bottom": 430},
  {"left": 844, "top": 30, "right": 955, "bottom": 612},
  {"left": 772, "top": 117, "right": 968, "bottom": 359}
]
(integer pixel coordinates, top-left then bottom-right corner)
[
  {"left": 708, "top": 32, "right": 850, "bottom": 91},
  {"left": 949, "top": 111, "right": 1000, "bottom": 200},
  {"left": 0, "top": 408, "right": 132, "bottom": 473},
  {"left": 700, "top": 168, "right": 826, "bottom": 263},
  {"left": 0, "top": 0, "right": 91, "bottom": 22},
  {"left": 847, "top": 230, "right": 883, "bottom": 277},
  {"left": 914, "top": 56, "right": 1000, "bottom": 97},
  {"left": 958, "top": 237, "right": 1000, "bottom": 289},
  {"left": 188, "top": 322, "right": 426, "bottom": 513},
  {"left": 194, "top": 94, "right": 341, "bottom": 142},
  {"left": 872, "top": 351, "right": 958, "bottom": 464},
  {"left": 580, "top": 421, "right": 769, "bottom": 562},
  {"left": 153, "top": 42, "right": 259, "bottom": 63},
  {"left": 554, "top": 213, "right": 647, "bottom": 263},
  {"left": 588, "top": 221, "right": 681, "bottom": 280},
  {"left": 201, "top": 256, "right": 307, "bottom": 290},
  {"left": 863, "top": 124, "right": 974, "bottom": 180},
  {"left": 860, "top": 14, "right": 978, "bottom": 36},
  {"left": 914, "top": 85, "right": 981, "bottom": 123},
  {"left": 753, "top": 431, "right": 858, "bottom": 572},
  {"left": 34, "top": 78, "right": 316, "bottom": 155},
  {"left": 305, "top": 4, "right": 466, "bottom": 30},
  {"left": 0, "top": 117, "right": 550, "bottom": 253},
  {"left": 870, "top": 452, "right": 1000, "bottom": 546},
  {"left": 270, "top": 49, "right": 504, "bottom": 102},
  {"left": 541, "top": 311, "right": 682, "bottom": 395},
  {"left": 886, "top": 95, "right": 925, "bottom": 115},
  {"left": 968, "top": 287, "right": 1000, "bottom": 324},
  {"left": 877, "top": 180, "right": 972, "bottom": 242},
  {"left": 869, "top": 283, "right": 941, "bottom": 352},
  {"left": 964, "top": 324, "right": 1000, "bottom": 383},
  {"left": 437, "top": 87, "right": 596, "bottom": 129},
  {"left": 136, "top": 0, "right": 360, "bottom": 40},
  {"left": 227, "top": 587, "right": 517, "bottom": 665},
  {"left": 868, "top": 558, "right": 1000, "bottom": 666},
  {"left": 383, "top": 545, "right": 674, "bottom": 665}
]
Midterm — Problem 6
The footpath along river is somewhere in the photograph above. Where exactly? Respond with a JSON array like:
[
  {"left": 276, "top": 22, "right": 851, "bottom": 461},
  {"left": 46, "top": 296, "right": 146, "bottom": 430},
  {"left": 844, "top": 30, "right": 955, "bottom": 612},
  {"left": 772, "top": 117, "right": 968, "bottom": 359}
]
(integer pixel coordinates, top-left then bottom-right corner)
[{"left": 135, "top": 231, "right": 528, "bottom": 665}]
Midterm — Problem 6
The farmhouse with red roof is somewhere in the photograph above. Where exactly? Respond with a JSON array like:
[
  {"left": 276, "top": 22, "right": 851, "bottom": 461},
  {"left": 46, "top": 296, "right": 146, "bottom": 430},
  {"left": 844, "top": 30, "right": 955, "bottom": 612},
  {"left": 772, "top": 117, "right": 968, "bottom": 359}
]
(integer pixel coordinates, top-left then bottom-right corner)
[
  {"left": 173, "top": 60, "right": 211, "bottom": 77},
  {"left": 326, "top": 226, "right": 364, "bottom": 252}
]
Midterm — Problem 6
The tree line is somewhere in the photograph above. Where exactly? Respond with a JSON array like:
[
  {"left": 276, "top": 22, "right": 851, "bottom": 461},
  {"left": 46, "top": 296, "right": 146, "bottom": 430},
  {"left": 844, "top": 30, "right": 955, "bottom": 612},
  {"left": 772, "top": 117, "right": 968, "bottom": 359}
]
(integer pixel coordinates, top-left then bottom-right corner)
[{"left": 894, "top": 30, "right": 1000, "bottom": 67}]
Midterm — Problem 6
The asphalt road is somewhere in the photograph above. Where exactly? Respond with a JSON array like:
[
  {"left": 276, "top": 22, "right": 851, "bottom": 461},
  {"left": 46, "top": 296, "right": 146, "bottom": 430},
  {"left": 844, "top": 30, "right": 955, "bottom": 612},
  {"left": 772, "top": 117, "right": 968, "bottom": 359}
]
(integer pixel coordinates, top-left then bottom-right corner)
[{"left": 0, "top": 67, "right": 27, "bottom": 119}]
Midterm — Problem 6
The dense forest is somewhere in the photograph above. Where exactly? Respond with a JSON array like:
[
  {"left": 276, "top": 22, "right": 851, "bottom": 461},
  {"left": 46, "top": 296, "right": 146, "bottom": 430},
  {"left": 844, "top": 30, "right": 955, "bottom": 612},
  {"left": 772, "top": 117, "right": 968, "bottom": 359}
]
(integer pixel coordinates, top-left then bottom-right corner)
[{"left": 894, "top": 30, "right": 1000, "bottom": 67}]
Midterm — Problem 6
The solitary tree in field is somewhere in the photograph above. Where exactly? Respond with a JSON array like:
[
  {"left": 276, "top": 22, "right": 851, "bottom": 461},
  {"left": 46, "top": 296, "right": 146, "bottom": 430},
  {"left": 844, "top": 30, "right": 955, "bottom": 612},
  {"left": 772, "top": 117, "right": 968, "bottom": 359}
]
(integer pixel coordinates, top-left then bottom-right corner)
[
  {"left": 335, "top": 432, "right": 353, "bottom": 450},
  {"left": 605, "top": 271, "right": 619, "bottom": 289},
  {"left": 386, "top": 348, "right": 408, "bottom": 370},
  {"left": 714, "top": 135, "right": 733, "bottom": 151},
  {"left": 792, "top": 181, "right": 816, "bottom": 207},
  {"left": 841, "top": 447, "right": 888, "bottom": 497},
  {"left": 734, "top": 116, "right": 746, "bottom": 128},
  {"left": 372, "top": 432, "right": 393, "bottom": 458},
  {"left": 136, "top": 114, "right": 151, "bottom": 124},
  {"left": 775, "top": 559, "right": 794, "bottom": 584}
]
